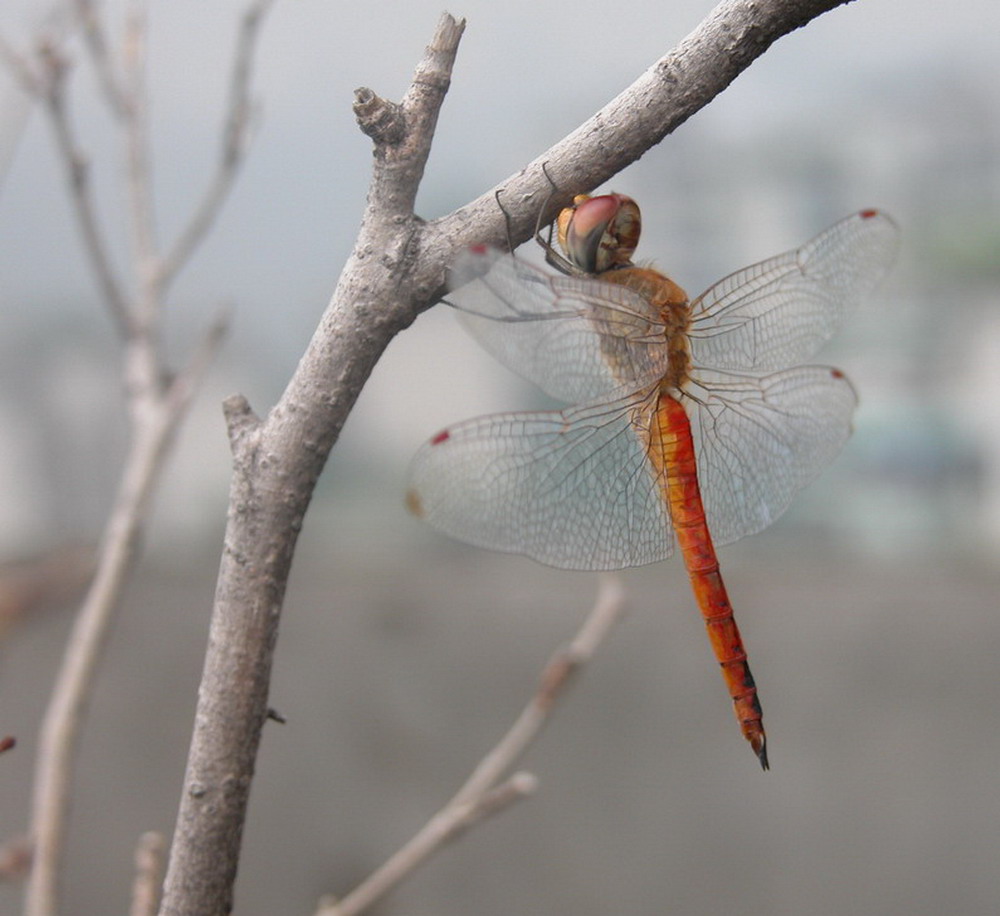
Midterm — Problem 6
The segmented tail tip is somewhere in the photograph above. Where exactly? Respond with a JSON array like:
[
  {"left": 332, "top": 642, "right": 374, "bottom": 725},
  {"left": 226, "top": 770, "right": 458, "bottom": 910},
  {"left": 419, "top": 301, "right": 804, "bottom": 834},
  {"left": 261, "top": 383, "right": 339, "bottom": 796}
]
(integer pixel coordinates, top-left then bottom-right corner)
[{"left": 752, "top": 734, "right": 770, "bottom": 771}]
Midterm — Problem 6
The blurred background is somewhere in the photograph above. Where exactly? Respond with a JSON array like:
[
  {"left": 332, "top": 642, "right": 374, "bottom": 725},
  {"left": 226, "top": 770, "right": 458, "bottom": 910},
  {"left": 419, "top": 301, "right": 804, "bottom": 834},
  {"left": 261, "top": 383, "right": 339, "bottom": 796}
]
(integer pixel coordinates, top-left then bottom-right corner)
[{"left": 1, "top": 1, "right": 999, "bottom": 914}]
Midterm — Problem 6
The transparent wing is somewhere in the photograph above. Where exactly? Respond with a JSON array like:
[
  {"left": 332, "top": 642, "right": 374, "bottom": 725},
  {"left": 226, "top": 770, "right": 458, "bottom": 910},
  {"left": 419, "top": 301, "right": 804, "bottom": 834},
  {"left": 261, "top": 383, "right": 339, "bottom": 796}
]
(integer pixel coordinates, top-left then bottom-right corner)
[
  {"left": 688, "top": 210, "right": 899, "bottom": 372},
  {"left": 406, "top": 391, "right": 673, "bottom": 571},
  {"left": 684, "top": 366, "right": 858, "bottom": 546},
  {"left": 447, "top": 246, "right": 671, "bottom": 404}
]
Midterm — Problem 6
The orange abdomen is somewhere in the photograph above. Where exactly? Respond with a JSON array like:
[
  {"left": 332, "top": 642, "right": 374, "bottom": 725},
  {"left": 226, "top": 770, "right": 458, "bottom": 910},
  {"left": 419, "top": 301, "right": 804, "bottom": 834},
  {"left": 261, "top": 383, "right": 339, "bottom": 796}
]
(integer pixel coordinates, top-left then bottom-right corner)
[{"left": 652, "top": 393, "right": 769, "bottom": 769}]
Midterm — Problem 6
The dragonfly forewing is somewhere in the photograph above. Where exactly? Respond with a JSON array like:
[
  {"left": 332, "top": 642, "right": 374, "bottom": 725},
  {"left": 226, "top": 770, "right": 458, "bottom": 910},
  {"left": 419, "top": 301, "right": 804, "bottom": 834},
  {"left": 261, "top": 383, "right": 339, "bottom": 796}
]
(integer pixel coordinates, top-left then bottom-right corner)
[
  {"left": 688, "top": 210, "right": 899, "bottom": 372},
  {"left": 449, "top": 246, "right": 672, "bottom": 404}
]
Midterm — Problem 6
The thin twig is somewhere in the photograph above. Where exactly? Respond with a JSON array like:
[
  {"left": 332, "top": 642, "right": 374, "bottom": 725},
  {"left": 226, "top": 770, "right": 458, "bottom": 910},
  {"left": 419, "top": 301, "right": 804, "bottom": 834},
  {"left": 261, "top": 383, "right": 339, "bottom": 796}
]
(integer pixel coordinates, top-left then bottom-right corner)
[
  {"left": 26, "top": 407, "right": 171, "bottom": 916},
  {"left": 72, "top": 0, "right": 128, "bottom": 116},
  {"left": 159, "top": 0, "right": 274, "bottom": 290},
  {"left": 37, "top": 41, "right": 133, "bottom": 337},
  {"left": 0, "top": 50, "right": 33, "bottom": 191},
  {"left": 15, "top": 5, "right": 268, "bottom": 915},
  {"left": 317, "top": 575, "right": 627, "bottom": 916},
  {"left": 0, "top": 13, "right": 71, "bottom": 192},
  {"left": 453, "top": 573, "right": 626, "bottom": 807},
  {"left": 129, "top": 832, "right": 165, "bottom": 916},
  {"left": 122, "top": 3, "right": 160, "bottom": 312}
]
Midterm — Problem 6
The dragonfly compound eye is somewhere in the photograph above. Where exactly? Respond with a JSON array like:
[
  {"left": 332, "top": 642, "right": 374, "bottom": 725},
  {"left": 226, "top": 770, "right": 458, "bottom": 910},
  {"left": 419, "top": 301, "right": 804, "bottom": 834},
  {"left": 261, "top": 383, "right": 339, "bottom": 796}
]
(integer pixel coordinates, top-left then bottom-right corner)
[{"left": 557, "top": 193, "right": 642, "bottom": 274}]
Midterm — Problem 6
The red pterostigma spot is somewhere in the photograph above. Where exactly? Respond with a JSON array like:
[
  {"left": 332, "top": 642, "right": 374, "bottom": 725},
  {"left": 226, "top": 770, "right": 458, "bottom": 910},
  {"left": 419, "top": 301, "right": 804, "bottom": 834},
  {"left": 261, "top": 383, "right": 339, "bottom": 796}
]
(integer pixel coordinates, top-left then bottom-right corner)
[{"left": 431, "top": 429, "right": 451, "bottom": 445}]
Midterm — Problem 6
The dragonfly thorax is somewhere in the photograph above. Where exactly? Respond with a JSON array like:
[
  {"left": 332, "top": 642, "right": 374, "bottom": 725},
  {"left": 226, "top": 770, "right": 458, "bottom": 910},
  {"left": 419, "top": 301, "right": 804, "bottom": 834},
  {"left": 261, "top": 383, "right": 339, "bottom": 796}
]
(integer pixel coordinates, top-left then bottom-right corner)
[
  {"left": 557, "top": 193, "right": 692, "bottom": 390},
  {"left": 602, "top": 265, "right": 692, "bottom": 392}
]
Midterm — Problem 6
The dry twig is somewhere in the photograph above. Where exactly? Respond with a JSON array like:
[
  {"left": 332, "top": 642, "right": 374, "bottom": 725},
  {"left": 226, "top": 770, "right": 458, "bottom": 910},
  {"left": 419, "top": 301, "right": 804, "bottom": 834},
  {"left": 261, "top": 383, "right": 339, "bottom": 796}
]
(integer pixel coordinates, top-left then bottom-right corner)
[
  {"left": 317, "top": 575, "right": 626, "bottom": 916},
  {"left": 36, "top": 37, "right": 132, "bottom": 334},
  {"left": 0, "top": 5, "right": 273, "bottom": 916},
  {"left": 161, "top": 0, "right": 273, "bottom": 285}
]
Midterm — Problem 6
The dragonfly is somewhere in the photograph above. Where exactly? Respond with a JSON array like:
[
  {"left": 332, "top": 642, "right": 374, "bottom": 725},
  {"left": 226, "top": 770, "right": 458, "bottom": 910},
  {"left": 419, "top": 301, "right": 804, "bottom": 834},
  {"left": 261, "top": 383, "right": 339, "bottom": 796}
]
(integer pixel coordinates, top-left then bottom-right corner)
[{"left": 406, "top": 193, "right": 898, "bottom": 769}]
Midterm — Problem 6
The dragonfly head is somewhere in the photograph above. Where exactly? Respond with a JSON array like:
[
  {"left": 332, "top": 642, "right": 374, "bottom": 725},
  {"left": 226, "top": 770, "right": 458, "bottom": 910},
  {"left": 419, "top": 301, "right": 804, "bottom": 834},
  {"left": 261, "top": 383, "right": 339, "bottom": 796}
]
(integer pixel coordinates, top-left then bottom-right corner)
[{"left": 556, "top": 193, "right": 641, "bottom": 274}]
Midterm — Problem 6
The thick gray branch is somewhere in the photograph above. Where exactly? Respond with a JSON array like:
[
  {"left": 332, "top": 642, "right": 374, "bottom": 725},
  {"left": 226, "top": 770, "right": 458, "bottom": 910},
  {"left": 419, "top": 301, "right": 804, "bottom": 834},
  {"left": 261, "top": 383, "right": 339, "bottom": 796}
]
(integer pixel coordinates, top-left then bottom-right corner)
[{"left": 430, "top": 0, "right": 856, "bottom": 259}]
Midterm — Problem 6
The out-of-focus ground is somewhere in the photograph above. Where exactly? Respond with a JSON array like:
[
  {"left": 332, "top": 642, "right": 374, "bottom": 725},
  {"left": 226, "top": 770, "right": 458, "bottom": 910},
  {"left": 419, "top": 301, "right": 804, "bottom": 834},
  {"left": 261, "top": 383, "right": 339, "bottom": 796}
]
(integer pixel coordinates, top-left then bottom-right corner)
[{"left": 2, "top": 529, "right": 998, "bottom": 916}]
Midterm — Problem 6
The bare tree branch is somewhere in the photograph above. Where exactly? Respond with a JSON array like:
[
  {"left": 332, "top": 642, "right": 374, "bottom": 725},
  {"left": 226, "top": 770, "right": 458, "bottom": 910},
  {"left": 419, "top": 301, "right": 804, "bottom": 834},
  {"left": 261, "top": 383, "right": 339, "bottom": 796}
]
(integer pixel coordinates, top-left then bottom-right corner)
[
  {"left": 122, "top": 3, "right": 159, "bottom": 309},
  {"left": 36, "top": 40, "right": 133, "bottom": 337},
  {"left": 317, "top": 575, "right": 626, "bottom": 916},
  {"left": 27, "top": 403, "right": 182, "bottom": 916},
  {"left": 426, "top": 0, "right": 859, "bottom": 261},
  {"left": 72, "top": 0, "right": 129, "bottom": 116},
  {"left": 6, "top": 5, "right": 266, "bottom": 915},
  {"left": 159, "top": 0, "right": 275, "bottom": 290},
  {"left": 160, "top": 3, "right": 853, "bottom": 913},
  {"left": 159, "top": 17, "right": 466, "bottom": 914}
]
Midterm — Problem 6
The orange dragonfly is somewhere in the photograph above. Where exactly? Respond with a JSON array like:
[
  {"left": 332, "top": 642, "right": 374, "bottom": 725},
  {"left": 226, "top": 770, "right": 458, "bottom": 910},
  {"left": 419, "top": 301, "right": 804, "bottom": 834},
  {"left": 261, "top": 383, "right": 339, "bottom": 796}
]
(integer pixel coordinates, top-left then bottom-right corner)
[{"left": 407, "top": 194, "right": 898, "bottom": 768}]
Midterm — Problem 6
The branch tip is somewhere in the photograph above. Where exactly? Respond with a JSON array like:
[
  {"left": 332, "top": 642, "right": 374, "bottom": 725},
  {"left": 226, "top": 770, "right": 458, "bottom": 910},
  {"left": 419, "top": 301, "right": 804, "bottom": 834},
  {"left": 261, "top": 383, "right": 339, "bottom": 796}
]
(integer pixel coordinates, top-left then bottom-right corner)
[
  {"left": 223, "top": 394, "right": 260, "bottom": 446},
  {"left": 407, "top": 13, "right": 464, "bottom": 100},
  {"left": 508, "top": 770, "right": 539, "bottom": 795},
  {"left": 431, "top": 12, "right": 466, "bottom": 48}
]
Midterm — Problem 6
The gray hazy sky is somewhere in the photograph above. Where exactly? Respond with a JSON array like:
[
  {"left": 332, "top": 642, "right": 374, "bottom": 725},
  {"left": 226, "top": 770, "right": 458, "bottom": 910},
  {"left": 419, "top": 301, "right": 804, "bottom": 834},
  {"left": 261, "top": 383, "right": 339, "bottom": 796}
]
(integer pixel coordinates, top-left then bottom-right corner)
[
  {"left": 2, "top": 0, "right": 994, "bottom": 329},
  {"left": 0, "top": 0, "right": 997, "bottom": 543}
]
